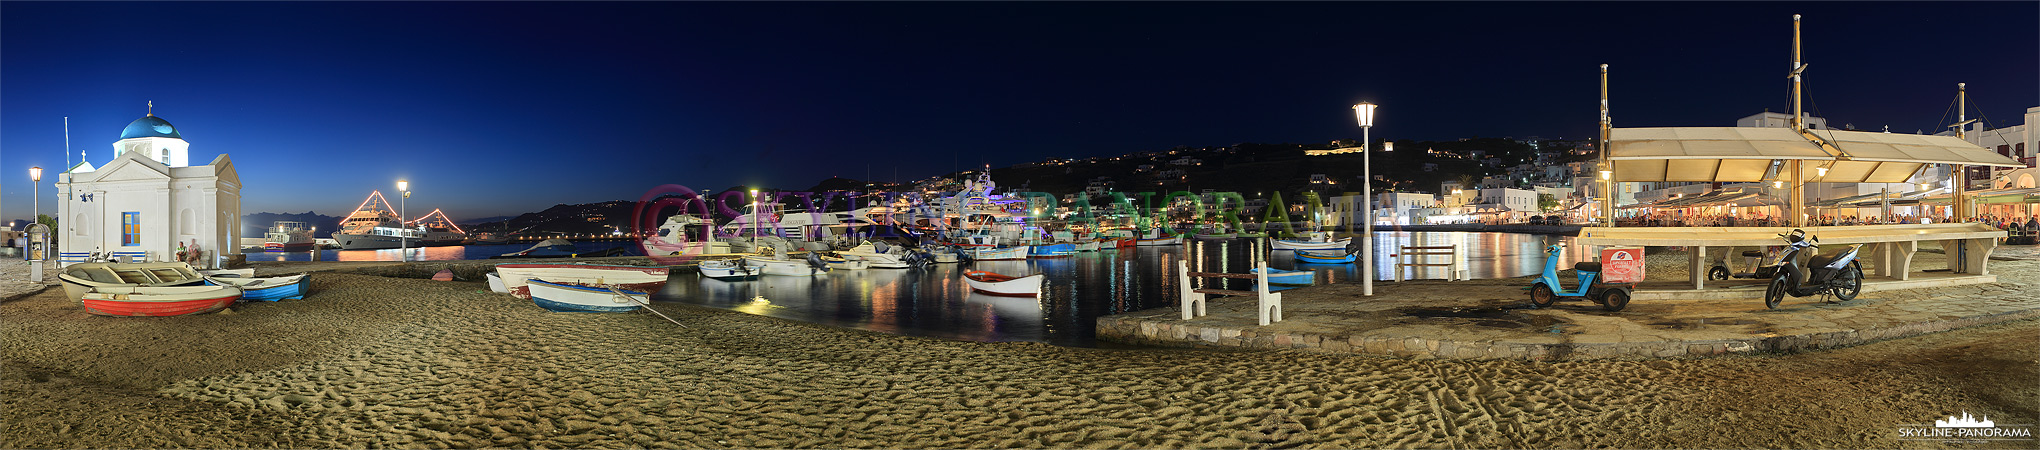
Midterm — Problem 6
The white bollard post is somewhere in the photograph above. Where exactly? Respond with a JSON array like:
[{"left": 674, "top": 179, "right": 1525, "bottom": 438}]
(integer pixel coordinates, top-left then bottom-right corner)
[
  {"left": 1179, "top": 260, "right": 1205, "bottom": 320},
  {"left": 1255, "top": 261, "right": 1282, "bottom": 325}
]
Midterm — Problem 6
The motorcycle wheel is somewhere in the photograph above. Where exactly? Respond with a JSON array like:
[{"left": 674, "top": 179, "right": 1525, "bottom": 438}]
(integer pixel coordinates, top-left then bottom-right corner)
[
  {"left": 1600, "top": 289, "right": 1630, "bottom": 312},
  {"left": 1764, "top": 273, "right": 1791, "bottom": 310},
  {"left": 1707, "top": 266, "right": 1731, "bottom": 281},
  {"left": 1833, "top": 262, "right": 1863, "bottom": 301},
  {"left": 1530, "top": 284, "right": 1557, "bottom": 308}
]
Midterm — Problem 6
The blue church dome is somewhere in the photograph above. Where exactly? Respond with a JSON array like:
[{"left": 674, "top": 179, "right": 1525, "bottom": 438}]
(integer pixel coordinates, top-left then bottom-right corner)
[{"left": 119, "top": 116, "right": 182, "bottom": 140}]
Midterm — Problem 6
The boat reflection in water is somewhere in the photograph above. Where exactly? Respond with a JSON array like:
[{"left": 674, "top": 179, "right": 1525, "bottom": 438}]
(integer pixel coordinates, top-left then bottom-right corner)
[{"left": 653, "top": 231, "right": 1577, "bottom": 347}]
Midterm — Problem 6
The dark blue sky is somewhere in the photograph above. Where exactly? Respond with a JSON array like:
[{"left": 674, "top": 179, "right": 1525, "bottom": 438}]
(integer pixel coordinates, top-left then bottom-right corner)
[{"left": 4, "top": 2, "right": 2034, "bottom": 221}]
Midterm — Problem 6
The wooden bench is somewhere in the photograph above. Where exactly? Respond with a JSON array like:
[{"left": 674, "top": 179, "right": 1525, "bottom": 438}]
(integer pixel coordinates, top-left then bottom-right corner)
[
  {"left": 110, "top": 251, "right": 149, "bottom": 263},
  {"left": 1177, "top": 260, "right": 1283, "bottom": 325},
  {"left": 1393, "top": 245, "right": 1465, "bottom": 282},
  {"left": 58, "top": 252, "right": 92, "bottom": 265}
]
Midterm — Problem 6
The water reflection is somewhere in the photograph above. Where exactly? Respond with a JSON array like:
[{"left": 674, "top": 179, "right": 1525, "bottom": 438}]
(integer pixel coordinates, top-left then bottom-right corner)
[
  {"left": 654, "top": 231, "right": 1581, "bottom": 347},
  {"left": 245, "top": 241, "right": 638, "bottom": 262}
]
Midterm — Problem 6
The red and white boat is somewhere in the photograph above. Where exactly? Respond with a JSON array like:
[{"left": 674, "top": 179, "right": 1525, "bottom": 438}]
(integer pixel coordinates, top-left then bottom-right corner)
[
  {"left": 962, "top": 270, "right": 1045, "bottom": 297},
  {"left": 58, "top": 262, "right": 208, "bottom": 302},
  {"left": 79, "top": 285, "right": 243, "bottom": 317},
  {"left": 492, "top": 263, "right": 672, "bottom": 299}
]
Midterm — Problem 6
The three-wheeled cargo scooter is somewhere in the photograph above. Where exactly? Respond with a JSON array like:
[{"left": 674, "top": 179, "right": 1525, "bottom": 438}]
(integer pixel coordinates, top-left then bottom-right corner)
[{"left": 1529, "top": 243, "right": 1634, "bottom": 311}]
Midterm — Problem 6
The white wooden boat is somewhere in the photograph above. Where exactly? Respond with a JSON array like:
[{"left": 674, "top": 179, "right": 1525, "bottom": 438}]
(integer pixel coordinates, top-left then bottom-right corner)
[
  {"left": 525, "top": 279, "right": 646, "bottom": 313},
  {"left": 199, "top": 268, "right": 255, "bottom": 278},
  {"left": 58, "top": 262, "right": 208, "bottom": 302},
  {"left": 204, "top": 274, "right": 309, "bottom": 301},
  {"left": 79, "top": 285, "right": 243, "bottom": 317},
  {"left": 1135, "top": 235, "right": 1182, "bottom": 246},
  {"left": 962, "top": 270, "right": 1045, "bottom": 297},
  {"left": 1073, "top": 240, "right": 1102, "bottom": 252},
  {"left": 1270, "top": 237, "right": 1352, "bottom": 250},
  {"left": 487, "top": 272, "right": 508, "bottom": 293},
  {"left": 968, "top": 246, "right": 1028, "bottom": 261},
  {"left": 493, "top": 263, "right": 671, "bottom": 299}
]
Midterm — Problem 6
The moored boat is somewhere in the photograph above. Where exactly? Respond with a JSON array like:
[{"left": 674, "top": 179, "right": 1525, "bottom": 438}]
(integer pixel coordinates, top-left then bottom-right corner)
[
  {"left": 1270, "top": 237, "right": 1352, "bottom": 250},
  {"left": 1073, "top": 240, "right": 1102, "bottom": 252},
  {"left": 740, "top": 250, "right": 830, "bottom": 276},
  {"left": 1294, "top": 249, "right": 1358, "bottom": 264},
  {"left": 58, "top": 262, "right": 208, "bottom": 302},
  {"left": 1250, "top": 267, "right": 1314, "bottom": 286},
  {"left": 1135, "top": 235, "right": 1183, "bottom": 246},
  {"left": 333, "top": 191, "right": 422, "bottom": 250},
  {"left": 962, "top": 270, "right": 1045, "bottom": 297},
  {"left": 79, "top": 285, "right": 243, "bottom": 317},
  {"left": 263, "top": 221, "right": 316, "bottom": 251},
  {"left": 1027, "top": 242, "right": 1076, "bottom": 258},
  {"left": 525, "top": 279, "right": 647, "bottom": 313},
  {"left": 493, "top": 263, "right": 672, "bottom": 299},
  {"left": 699, "top": 259, "right": 767, "bottom": 280},
  {"left": 843, "top": 241, "right": 912, "bottom": 268},
  {"left": 205, "top": 274, "right": 309, "bottom": 301}
]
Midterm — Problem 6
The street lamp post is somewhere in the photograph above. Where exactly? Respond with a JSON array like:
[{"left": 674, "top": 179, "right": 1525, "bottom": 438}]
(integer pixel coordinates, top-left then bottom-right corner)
[
  {"left": 398, "top": 180, "right": 409, "bottom": 262},
  {"left": 1352, "top": 102, "right": 1377, "bottom": 296},
  {"left": 30, "top": 166, "right": 42, "bottom": 261}
]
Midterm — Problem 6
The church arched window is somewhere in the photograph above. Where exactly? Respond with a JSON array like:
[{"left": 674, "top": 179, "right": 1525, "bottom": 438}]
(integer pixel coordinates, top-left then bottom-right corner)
[{"left": 160, "top": 148, "right": 170, "bottom": 164}]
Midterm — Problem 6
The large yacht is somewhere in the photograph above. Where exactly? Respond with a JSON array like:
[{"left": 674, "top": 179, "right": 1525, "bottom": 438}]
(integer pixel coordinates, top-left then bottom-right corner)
[
  {"left": 409, "top": 209, "right": 470, "bottom": 246},
  {"left": 333, "top": 191, "right": 421, "bottom": 250}
]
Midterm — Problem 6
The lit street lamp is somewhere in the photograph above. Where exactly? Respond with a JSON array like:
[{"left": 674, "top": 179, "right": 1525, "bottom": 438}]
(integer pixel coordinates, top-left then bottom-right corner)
[
  {"left": 750, "top": 189, "right": 760, "bottom": 249},
  {"left": 398, "top": 180, "right": 410, "bottom": 262},
  {"left": 1352, "top": 102, "right": 1377, "bottom": 296},
  {"left": 30, "top": 166, "right": 42, "bottom": 261}
]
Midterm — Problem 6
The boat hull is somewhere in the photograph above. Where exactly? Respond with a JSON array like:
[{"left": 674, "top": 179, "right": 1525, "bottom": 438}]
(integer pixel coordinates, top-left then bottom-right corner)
[
  {"left": 263, "top": 242, "right": 314, "bottom": 252},
  {"left": 526, "top": 279, "right": 645, "bottom": 313},
  {"left": 205, "top": 274, "right": 309, "bottom": 301},
  {"left": 58, "top": 262, "right": 208, "bottom": 302},
  {"left": 1027, "top": 243, "right": 1076, "bottom": 258},
  {"left": 333, "top": 233, "right": 409, "bottom": 250},
  {"left": 1271, "top": 238, "right": 1351, "bottom": 250},
  {"left": 494, "top": 263, "right": 672, "bottom": 299},
  {"left": 740, "top": 256, "right": 828, "bottom": 276},
  {"left": 1294, "top": 249, "right": 1358, "bottom": 264},
  {"left": 79, "top": 286, "right": 243, "bottom": 317},
  {"left": 700, "top": 259, "right": 766, "bottom": 280},
  {"left": 962, "top": 270, "right": 1044, "bottom": 297},
  {"left": 1135, "top": 236, "right": 1182, "bottom": 246},
  {"left": 968, "top": 246, "right": 1029, "bottom": 261},
  {"left": 1251, "top": 267, "right": 1315, "bottom": 286}
]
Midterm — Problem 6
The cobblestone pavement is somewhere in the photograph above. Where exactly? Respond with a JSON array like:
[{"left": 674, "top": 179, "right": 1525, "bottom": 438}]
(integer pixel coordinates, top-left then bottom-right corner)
[
  {"left": 1100, "top": 252, "right": 2040, "bottom": 360},
  {"left": 0, "top": 261, "right": 58, "bottom": 302}
]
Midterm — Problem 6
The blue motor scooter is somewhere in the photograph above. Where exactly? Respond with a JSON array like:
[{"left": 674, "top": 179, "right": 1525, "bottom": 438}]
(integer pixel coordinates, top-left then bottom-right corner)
[{"left": 1528, "top": 243, "right": 1633, "bottom": 311}]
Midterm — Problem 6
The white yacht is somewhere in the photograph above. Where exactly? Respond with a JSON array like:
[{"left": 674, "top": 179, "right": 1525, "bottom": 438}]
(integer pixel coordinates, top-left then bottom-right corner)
[{"left": 333, "top": 191, "right": 422, "bottom": 250}]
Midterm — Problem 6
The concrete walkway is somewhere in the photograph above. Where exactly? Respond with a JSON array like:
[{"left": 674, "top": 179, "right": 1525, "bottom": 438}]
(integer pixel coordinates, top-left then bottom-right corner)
[{"left": 1097, "top": 257, "right": 2040, "bottom": 360}]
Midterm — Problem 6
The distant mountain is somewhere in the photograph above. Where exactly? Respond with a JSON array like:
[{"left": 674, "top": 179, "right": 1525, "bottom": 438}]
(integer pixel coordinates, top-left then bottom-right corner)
[
  {"left": 241, "top": 211, "right": 343, "bottom": 239},
  {"left": 458, "top": 216, "right": 516, "bottom": 226}
]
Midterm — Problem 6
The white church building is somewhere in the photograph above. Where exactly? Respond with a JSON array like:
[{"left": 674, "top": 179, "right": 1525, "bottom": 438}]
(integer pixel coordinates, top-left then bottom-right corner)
[{"left": 55, "top": 111, "right": 241, "bottom": 267}]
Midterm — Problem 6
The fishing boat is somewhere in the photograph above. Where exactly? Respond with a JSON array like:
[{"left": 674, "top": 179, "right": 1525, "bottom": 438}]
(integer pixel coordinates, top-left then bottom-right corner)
[
  {"left": 524, "top": 279, "right": 648, "bottom": 313},
  {"left": 1270, "top": 236, "right": 1352, "bottom": 251},
  {"left": 1027, "top": 242, "right": 1076, "bottom": 258},
  {"left": 333, "top": 191, "right": 422, "bottom": 250},
  {"left": 199, "top": 268, "right": 255, "bottom": 278},
  {"left": 492, "top": 263, "right": 672, "bottom": 299},
  {"left": 699, "top": 259, "right": 767, "bottom": 280},
  {"left": 263, "top": 221, "right": 315, "bottom": 251},
  {"left": 1294, "top": 249, "right": 1358, "bottom": 264},
  {"left": 956, "top": 234, "right": 1028, "bottom": 260},
  {"left": 79, "top": 285, "right": 243, "bottom": 317},
  {"left": 204, "top": 274, "right": 309, "bottom": 301},
  {"left": 1250, "top": 267, "right": 1314, "bottom": 286},
  {"left": 962, "top": 270, "right": 1045, "bottom": 297},
  {"left": 487, "top": 272, "right": 508, "bottom": 293},
  {"left": 58, "top": 261, "right": 208, "bottom": 302},
  {"left": 1073, "top": 240, "right": 1102, "bottom": 252}
]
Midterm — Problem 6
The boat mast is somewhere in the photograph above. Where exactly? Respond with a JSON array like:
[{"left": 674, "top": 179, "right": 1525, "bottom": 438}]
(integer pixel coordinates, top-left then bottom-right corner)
[{"left": 1954, "top": 83, "right": 1969, "bottom": 221}]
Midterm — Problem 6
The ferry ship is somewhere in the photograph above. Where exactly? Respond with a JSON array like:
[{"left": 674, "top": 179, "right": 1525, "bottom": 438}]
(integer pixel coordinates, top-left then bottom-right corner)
[{"left": 333, "top": 191, "right": 422, "bottom": 250}]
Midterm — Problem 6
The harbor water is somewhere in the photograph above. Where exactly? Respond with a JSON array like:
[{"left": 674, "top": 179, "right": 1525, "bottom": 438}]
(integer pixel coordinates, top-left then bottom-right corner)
[
  {"left": 242, "top": 241, "right": 641, "bottom": 262},
  {"left": 651, "top": 231, "right": 1585, "bottom": 347}
]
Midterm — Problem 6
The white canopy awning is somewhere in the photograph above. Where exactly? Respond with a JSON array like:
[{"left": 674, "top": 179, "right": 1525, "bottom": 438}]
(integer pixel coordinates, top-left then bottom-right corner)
[{"left": 1608, "top": 127, "right": 2023, "bottom": 183}]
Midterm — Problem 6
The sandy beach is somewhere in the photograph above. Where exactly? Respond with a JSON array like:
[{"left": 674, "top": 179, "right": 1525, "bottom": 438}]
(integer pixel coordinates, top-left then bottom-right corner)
[{"left": 4, "top": 261, "right": 2036, "bottom": 448}]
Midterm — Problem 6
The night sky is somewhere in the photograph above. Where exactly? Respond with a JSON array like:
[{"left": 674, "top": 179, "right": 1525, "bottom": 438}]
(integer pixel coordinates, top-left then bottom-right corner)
[{"left": 3, "top": 2, "right": 2034, "bottom": 222}]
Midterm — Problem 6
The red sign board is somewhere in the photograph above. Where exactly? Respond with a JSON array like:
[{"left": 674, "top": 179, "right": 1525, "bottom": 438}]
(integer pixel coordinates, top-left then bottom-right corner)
[{"left": 1600, "top": 247, "right": 1645, "bottom": 283}]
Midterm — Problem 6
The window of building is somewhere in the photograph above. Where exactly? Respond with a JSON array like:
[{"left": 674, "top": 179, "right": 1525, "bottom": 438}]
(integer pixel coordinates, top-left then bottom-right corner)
[
  {"left": 160, "top": 149, "right": 170, "bottom": 164},
  {"left": 122, "top": 212, "right": 141, "bottom": 246}
]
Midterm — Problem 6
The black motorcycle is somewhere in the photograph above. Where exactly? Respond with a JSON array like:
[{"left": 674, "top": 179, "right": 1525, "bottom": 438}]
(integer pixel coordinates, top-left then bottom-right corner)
[{"left": 1761, "top": 229, "right": 1865, "bottom": 310}]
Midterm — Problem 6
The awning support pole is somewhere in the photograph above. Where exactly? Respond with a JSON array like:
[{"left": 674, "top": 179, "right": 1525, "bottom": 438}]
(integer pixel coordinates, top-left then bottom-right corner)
[{"left": 1600, "top": 63, "right": 1615, "bottom": 228}]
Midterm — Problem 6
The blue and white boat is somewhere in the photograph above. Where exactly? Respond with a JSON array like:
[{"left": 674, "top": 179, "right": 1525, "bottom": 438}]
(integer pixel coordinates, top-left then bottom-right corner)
[
  {"left": 1250, "top": 267, "right": 1314, "bottom": 286},
  {"left": 525, "top": 279, "right": 648, "bottom": 313},
  {"left": 1027, "top": 242, "right": 1076, "bottom": 258},
  {"left": 205, "top": 274, "right": 310, "bottom": 301},
  {"left": 1294, "top": 249, "right": 1357, "bottom": 264}
]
